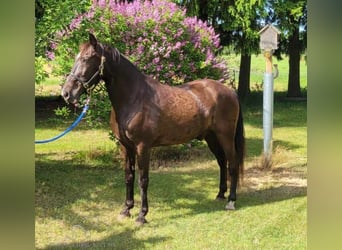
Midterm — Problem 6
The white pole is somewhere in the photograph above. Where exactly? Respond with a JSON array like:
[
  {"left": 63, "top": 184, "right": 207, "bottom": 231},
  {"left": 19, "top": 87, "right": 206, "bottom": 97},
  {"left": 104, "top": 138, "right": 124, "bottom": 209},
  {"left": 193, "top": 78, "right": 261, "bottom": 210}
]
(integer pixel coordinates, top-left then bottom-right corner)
[
  {"left": 263, "top": 72, "right": 273, "bottom": 156},
  {"left": 263, "top": 51, "right": 274, "bottom": 159}
]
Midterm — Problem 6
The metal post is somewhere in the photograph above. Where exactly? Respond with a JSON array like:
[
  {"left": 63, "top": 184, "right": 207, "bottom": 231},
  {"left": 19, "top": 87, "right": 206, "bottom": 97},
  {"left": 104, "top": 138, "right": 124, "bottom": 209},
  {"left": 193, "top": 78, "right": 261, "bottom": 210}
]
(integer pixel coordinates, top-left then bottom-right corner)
[
  {"left": 263, "top": 50, "right": 274, "bottom": 159},
  {"left": 259, "top": 24, "right": 280, "bottom": 164}
]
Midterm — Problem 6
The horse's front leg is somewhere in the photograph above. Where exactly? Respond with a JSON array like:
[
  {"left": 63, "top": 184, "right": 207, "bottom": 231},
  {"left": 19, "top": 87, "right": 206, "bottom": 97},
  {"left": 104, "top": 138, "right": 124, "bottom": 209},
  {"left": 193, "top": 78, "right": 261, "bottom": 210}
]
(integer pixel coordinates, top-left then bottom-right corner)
[
  {"left": 120, "top": 145, "right": 136, "bottom": 218},
  {"left": 136, "top": 145, "right": 151, "bottom": 225}
]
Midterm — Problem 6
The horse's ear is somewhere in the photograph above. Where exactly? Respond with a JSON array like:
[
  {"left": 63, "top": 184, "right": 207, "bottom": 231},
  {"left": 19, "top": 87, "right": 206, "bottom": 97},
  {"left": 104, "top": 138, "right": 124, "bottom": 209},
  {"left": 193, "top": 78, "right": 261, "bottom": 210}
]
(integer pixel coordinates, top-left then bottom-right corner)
[{"left": 89, "top": 33, "right": 97, "bottom": 48}]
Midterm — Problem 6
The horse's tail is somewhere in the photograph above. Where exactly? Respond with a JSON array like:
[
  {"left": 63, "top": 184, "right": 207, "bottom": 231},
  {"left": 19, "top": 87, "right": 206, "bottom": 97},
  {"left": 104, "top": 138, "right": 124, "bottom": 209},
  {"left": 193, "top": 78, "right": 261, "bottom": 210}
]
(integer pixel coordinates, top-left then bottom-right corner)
[{"left": 235, "top": 101, "right": 246, "bottom": 184}]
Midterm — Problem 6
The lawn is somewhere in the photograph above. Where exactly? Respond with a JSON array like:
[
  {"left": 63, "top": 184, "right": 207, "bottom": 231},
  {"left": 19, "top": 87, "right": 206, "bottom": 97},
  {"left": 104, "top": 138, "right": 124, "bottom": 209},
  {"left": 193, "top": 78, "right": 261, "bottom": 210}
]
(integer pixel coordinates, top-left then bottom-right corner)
[
  {"left": 35, "top": 54, "right": 307, "bottom": 249},
  {"left": 223, "top": 53, "right": 307, "bottom": 93}
]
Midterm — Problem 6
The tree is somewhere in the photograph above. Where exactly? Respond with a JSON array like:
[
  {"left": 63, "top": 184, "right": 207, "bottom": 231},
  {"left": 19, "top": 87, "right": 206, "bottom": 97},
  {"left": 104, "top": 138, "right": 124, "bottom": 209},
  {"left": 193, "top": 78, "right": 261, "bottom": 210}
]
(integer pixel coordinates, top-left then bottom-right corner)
[
  {"left": 197, "top": 0, "right": 208, "bottom": 21},
  {"left": 177, "top": 0, "right": 307, "bottom": 99},
  {"left": 267, "top": 0, "right": 307, "bottom": 97},
  {"left": 175, "top": 0, "right": 266, "bottom": 101},
  {"left": 224, "top": 0, "right": 266, "bottom": 100}
]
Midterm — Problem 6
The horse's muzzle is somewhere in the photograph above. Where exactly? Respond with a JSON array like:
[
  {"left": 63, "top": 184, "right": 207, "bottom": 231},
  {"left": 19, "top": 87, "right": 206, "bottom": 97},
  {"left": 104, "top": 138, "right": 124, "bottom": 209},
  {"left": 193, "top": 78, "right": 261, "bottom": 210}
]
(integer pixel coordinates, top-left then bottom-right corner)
[{"left": 61, "top": 88, "right": 80, "bottom": 106}]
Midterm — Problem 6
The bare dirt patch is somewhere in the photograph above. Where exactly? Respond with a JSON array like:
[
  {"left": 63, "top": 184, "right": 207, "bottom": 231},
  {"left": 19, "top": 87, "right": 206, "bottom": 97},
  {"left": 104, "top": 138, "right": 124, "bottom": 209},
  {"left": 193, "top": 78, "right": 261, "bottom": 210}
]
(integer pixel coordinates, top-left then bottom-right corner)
[{"left": 244, "top": 164, "right": 307, "bottom": 191}]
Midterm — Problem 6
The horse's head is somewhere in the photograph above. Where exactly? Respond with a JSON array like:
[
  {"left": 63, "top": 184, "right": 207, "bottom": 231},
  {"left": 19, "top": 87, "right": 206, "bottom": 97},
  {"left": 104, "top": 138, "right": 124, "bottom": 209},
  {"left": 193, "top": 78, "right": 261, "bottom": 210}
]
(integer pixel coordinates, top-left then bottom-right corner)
[{"left": 61, "top": 33, "right": 105, "bottom": 106}]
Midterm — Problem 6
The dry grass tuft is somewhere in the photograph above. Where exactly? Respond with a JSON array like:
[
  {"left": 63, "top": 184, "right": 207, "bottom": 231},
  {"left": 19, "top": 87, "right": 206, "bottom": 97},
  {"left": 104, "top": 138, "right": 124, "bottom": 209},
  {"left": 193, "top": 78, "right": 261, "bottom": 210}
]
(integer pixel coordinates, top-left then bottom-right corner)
[{"left": 250, "top": 145, "right": 295, "bottom": 170}]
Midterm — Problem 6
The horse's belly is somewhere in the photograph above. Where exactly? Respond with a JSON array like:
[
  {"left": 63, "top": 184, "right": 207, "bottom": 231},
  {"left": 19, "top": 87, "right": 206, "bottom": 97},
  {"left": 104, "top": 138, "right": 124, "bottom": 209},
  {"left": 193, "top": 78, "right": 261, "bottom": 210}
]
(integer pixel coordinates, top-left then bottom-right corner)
[
  {"left": 153, "top": 117, "right": 206, "bottom": 146},
  {"left": 151, "top": 86, "right": 212, "bottom": 146}
]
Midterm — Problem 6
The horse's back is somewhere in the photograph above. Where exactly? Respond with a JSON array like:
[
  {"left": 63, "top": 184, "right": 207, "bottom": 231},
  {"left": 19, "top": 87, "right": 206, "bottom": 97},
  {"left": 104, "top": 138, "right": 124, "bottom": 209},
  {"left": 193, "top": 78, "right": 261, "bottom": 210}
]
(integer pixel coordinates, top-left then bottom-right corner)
[{"left": 181, "top": 79, "right": 239, "bottom": 110}]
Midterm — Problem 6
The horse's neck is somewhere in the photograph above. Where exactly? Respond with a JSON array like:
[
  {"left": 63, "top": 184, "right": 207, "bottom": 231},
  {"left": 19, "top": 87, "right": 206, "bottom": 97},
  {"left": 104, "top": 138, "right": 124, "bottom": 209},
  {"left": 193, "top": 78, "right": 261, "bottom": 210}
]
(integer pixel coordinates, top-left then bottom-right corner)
[{"left": 104, "top": 55, "right": 149, "bottom": 117}]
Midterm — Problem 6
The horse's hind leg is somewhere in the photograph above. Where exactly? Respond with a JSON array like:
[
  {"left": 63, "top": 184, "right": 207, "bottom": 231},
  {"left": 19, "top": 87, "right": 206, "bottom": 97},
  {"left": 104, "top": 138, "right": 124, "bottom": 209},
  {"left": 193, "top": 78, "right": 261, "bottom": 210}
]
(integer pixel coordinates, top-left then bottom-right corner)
[
  {"left": 205, "top": 131, "right": 227, "bottom": 200},
  {"left": 215, "top": 132, "right": 239, "bottom": 210}
]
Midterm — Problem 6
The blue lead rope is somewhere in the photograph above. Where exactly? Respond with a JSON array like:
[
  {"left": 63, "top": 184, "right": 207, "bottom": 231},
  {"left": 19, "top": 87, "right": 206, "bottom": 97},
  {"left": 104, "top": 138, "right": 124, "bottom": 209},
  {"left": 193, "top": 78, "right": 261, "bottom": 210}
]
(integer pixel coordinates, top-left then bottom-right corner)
[{"left": 35, "top": 98, "right": 90, "bottom": 144}]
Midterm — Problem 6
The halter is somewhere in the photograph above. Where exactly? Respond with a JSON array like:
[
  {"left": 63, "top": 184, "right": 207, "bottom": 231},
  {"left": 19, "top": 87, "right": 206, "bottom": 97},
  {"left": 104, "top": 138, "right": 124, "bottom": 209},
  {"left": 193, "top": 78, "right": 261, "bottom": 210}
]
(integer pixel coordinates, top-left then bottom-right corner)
[{"left": 70, "top": 46, "right": 106, "bottom": 92}]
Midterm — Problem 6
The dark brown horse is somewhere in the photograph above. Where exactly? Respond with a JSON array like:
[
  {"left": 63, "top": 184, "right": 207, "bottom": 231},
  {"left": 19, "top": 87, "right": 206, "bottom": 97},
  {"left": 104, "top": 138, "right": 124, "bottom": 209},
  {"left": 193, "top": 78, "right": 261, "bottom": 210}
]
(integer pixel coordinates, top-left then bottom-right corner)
[{"left": 61, "top": 33, "right": 245, "bottom": 225}]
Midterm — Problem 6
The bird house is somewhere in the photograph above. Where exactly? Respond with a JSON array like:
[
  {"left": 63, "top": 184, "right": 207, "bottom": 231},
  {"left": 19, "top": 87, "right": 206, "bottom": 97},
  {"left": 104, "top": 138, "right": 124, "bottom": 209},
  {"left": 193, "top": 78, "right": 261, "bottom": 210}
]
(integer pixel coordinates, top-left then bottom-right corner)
[{"left": 259, "top": 24, "right": 280, "bottom": 51}]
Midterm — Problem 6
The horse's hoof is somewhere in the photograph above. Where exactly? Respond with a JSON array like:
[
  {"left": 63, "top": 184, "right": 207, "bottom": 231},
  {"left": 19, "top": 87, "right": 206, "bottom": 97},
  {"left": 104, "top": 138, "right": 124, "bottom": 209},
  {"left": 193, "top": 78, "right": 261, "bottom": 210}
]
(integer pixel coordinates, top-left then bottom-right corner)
[
  {"left": 118, "top": 214, "right": 128, "bottom": 221},
  {"left": 225, "top": 200, "right": 235, "bottom": 210},
  {"left": 118, "top": 210, "right": 131, "bottom": 220},
  {"left": 215, "top": 195, "right": 226, "bottom": 201},
  {"left": 135, "top": 216, "right": 148, "bottom": 226}
]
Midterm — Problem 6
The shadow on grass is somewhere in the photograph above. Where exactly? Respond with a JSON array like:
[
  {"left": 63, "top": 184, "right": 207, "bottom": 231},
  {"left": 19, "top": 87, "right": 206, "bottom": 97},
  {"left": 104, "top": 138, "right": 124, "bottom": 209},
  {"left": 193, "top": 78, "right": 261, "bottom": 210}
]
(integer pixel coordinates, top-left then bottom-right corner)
[
  {"left": 147, "top": 166, "right": 306, "bottom": 218},
  {"left": 39, "top": 230, "right": 170, "bottom": 250},
  {"left": 246, "top": 137, "right": 303, "bottom": 158},
  {"left": 36, "top": 150, "right": 306, "bottom": 218},
  {"left": 238, "top": 184, "right": 306, "bottom": 210}
]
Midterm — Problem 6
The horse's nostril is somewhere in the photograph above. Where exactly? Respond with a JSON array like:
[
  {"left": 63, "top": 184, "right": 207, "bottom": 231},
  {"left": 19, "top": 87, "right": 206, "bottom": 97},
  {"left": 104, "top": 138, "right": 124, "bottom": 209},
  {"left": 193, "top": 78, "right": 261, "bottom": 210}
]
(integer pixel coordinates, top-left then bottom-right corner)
[{"left": 62, "top": 89, "right": 69, "bottom": 100}]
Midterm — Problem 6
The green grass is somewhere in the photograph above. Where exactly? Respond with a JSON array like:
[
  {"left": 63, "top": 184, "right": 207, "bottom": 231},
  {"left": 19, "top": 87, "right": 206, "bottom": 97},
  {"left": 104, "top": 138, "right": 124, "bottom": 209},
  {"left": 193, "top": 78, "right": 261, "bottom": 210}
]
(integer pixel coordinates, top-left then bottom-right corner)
[
  {"left": 35, "top": 72, "right": 62, "bottom": 96},
  {"left": 223, "top": 54, "right": 307, "bottom": 92},
  {"left": 35, "top": 157, "right": 306, "bottom": 249},
  {"left": 35, "top": 55, "right": 307, "bottom": 249}
]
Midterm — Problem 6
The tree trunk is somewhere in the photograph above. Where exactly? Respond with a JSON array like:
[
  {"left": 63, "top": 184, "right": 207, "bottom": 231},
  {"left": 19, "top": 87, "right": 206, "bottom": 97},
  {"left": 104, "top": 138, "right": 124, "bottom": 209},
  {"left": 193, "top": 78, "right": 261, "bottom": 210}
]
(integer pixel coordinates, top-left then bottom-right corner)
[
  {"left": 198, "top": 0, "right": 208, "bottom": 21},
  {"left": 287, "top": 25, "right": 302, "bottom": 97},
  {"left": 238, "top": 54, "right": 251, "bottom": 101}
]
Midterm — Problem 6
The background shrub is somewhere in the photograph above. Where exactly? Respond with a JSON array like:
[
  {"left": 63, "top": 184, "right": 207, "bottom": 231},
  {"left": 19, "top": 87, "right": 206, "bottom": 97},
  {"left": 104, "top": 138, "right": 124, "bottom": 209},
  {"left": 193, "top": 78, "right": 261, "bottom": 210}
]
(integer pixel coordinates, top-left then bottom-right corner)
[
  {"left": 50, "top": 0, "right": 228, "bottom": 85},
  {"left": 35, "top": 56, "right": 49, "bottom": 85}
]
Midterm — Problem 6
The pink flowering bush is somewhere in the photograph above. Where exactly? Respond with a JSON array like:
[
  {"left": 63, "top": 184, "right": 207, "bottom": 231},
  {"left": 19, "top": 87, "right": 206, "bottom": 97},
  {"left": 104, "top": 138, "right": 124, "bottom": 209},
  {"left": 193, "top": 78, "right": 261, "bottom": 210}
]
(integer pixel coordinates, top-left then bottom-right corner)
[{"left": 51, "top": 0, "right": 228, "bottom": 85}]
